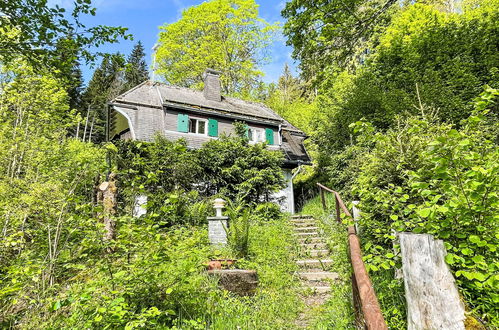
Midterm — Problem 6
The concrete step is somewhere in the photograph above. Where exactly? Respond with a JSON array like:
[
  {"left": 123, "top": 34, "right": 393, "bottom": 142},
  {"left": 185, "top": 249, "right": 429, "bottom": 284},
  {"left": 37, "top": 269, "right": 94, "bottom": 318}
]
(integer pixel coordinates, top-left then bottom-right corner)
[
  {"left": 300, "top": 243, "right": 328, "bottom": 249},
  {"left": 290, "top": 215, "right": 313, "bottom": 219},
  {"left": 294, "top": 226, "right": 319, "bottom": 233},
  {"left": 304, "top": 286, "right": 332, "bottom": 294},
  {"left": 301, "top": 249, "right": 329, "bottom": 257},
  {"left": 290, "top": 219, "right": 314, "bottom": 223},
  {"left": 296, "top": 259, "right": 333, "bottom": 268},
  {"left": 297, "top": 271, "right": 340, "bottom": 282},
  {"left": 298, "top": 237, "right": 326, "bottom": 244},
  {"left": 294, "top": 232, "right": 320, "bottom": 237},
  {"left": 291, "top": 221, "right": 317, "bottom": 227}
]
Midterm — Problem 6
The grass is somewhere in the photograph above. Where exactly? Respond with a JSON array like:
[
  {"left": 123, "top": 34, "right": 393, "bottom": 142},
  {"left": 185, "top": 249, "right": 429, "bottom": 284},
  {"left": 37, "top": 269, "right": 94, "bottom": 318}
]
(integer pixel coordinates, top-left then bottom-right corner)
[
  {"left": 299, "top": 195, "right": 356, "bottom": 328},
  {"left": 197, "top": 214, "right": 303, "bottom": 329}
]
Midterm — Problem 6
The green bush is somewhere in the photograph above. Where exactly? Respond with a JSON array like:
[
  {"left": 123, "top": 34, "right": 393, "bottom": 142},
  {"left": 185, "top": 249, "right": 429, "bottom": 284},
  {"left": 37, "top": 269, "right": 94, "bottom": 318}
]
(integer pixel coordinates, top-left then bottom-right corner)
[{"left": 347, "top": 88, "right": 499, "bottom": 327}]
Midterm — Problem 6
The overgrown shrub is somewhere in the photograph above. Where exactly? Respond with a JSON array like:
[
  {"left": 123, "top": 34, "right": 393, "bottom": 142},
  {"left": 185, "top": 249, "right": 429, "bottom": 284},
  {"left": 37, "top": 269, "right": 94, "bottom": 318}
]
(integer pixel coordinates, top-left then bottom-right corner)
[{"left": 346, "top": 88, "right": 499, "bottom": 327}]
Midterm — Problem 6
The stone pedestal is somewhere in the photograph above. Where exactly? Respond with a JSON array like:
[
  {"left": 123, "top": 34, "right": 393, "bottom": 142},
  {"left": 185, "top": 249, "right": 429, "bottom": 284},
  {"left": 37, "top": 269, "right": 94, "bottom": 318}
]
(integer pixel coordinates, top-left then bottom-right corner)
[{"left": 207, "top": 216, "right": 228, "bottom": 245}]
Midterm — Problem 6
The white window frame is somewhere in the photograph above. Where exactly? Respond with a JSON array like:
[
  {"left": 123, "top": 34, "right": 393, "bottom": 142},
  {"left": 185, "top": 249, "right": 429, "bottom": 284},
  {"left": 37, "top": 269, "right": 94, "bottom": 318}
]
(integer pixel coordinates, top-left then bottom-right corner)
[
  {"left": 248, "top": 127, "right": 265, "bottom": 143},
  {"left": 188, "top": 117, "right": 208, "bottom": 135}
]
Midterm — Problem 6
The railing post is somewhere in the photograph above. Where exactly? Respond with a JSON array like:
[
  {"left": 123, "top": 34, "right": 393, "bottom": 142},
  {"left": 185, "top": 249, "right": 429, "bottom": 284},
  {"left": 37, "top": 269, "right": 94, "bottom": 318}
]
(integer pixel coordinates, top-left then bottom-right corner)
[
  {"left": 320, "top": 187, "right": 327, "bottom": 210},
  {"left": 335, "top": 195, "right": 341, "bottom": 223}
]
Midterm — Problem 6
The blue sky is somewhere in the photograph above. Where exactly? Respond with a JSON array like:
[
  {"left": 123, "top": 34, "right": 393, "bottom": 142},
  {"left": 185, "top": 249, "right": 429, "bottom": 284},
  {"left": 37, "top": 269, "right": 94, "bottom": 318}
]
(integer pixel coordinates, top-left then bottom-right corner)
[{"left": 50, "top": 0, "right": 297, "bottom": 85}]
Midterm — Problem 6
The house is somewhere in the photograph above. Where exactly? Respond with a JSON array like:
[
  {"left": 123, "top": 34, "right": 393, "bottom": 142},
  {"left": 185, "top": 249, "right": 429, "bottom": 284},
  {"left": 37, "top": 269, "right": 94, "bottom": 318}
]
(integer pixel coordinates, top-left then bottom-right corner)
[{"left": 108, "top": 69, "right": 311, "bottom": 213}]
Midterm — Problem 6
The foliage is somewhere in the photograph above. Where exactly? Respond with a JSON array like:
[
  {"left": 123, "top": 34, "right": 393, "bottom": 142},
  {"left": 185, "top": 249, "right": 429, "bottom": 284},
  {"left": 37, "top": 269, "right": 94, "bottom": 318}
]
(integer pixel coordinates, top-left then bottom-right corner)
[
  {"left": 2, "top": 198, "right": 301, "bottom": 328},
  {"left": 225, "top": 199, "right": 252, "bottom": 258},
  {"left": 265, "top": 64, "right": 317, "bottom": 134},
  {"left": 155, "top": 0, "right": 277, "bottom": 95},
  {"left": 81, "top": 53, "right": 126, "bottom": 143},
  {"left": 282, "top": 0, "right": 398, "bottom": 83},
  {"left": 123, "top": 41, "right": 149, "bottom": 91},
  {"left": 197, "top": 131, "right": 286, "bottom": 203},
  {"left": 81, "top": 44, "right": 149, "bottom": 143},
  {"left": 0, "top": 63, "right": 107, "bottom": 327},
  {"left": 114, "top": 130, "right": 285, "bottom": 225},
  {"left": 312, "top": 2, "right": 499, "bottom": 152},
  {"left": 0, "top": 0, "right": 129, "bottom": 73},
  {"left": 331, "top": 88, "right": 499, "bottom": 327}
]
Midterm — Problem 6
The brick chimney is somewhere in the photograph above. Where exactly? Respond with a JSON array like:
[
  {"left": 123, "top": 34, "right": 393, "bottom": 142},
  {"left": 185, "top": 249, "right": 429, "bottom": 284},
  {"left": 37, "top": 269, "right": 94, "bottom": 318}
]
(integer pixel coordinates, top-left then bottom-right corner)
[{"left": 203, "top": 69, "right": 222, "bottom": 102}]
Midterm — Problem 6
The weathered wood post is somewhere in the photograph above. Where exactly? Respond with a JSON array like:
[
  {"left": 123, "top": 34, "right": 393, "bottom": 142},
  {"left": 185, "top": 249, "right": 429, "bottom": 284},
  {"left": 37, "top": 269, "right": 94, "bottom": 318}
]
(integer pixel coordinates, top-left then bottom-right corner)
[
  {"left": 335, "top": 195, "right": 341, "bottom": 222},
  {"left": 320, "top": 187, "right": 327, "bottom": 210},
  {"left": 399, "top": 233, "right": 465, "bottom": 330},
  {"left": 97, "top": 173, "right": 117, "bottom": 242}
]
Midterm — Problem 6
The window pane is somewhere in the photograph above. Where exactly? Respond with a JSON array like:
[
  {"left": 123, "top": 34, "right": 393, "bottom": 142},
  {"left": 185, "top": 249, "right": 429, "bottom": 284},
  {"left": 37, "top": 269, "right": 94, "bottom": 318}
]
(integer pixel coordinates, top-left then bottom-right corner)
[
  {"left": 198, "top": 120, "right": 206, "bottom": 134},
  {"left": 248, "top": 128, "right": 254, "bottom": 141},
  {"left": 189, "top": 119, "right": 197, "bottom": 133}
]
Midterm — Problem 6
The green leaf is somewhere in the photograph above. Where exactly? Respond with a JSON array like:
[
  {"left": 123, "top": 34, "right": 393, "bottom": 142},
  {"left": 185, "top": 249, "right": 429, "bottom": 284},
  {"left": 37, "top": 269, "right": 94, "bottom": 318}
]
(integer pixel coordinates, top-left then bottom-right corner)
[
  {"left": 52, "top": 300, "right": 61, "bottom": 311},
  {"left": 417, "top": 208, "right": 431, "bottom": 218},
  {"left": 469, "top": 235, "right": 480, "bottom": 244},
  {"left": 461, "top": 248, "right": 473, "bottom": 256}
]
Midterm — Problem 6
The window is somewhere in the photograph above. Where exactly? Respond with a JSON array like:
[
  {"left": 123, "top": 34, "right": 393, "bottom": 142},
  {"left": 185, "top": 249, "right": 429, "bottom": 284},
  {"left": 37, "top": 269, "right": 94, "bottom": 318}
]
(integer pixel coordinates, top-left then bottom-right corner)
[
  {"left": 188, "top": 118, "right": 207, "bottom": 135},
  {"left": 248, "top": 128, "right": 265, "bottom": 143}
]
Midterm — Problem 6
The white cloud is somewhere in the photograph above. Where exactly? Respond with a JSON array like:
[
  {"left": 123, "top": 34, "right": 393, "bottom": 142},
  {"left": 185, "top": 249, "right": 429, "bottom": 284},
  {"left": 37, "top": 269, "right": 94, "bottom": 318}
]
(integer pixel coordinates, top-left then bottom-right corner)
[{"left": 275, "top": 1, "right": 286, "bottom": 11}]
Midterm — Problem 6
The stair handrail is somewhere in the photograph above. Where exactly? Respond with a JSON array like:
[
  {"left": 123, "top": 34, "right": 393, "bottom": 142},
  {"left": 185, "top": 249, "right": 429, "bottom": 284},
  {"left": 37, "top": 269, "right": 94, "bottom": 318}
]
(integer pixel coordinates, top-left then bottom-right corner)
[{"left": 317, "top": 182, "right": 387, "bottom": 330}]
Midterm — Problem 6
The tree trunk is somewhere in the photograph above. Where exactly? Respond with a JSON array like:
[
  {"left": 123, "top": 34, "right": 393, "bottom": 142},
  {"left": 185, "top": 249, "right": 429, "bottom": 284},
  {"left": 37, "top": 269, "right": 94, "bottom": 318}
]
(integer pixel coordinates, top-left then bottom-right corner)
[{"left": 97, "top": 173, "right": 117, "bottom": 244}]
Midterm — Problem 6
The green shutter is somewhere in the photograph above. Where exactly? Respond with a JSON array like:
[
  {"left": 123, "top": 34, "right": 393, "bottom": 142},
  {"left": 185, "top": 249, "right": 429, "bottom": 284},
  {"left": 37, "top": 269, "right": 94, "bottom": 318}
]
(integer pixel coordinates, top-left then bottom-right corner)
[
  {"left": 177, "top": 113, "right": 189, "bottom": 132},
  {"left": 208, "top": 118, "right": 218, "bottom": 137},
  {"left": 244, "top": 124, "right": 249, "bottom": 139},
  {"left": 265, "top": 128, "right": 274, "bottom": 145}
]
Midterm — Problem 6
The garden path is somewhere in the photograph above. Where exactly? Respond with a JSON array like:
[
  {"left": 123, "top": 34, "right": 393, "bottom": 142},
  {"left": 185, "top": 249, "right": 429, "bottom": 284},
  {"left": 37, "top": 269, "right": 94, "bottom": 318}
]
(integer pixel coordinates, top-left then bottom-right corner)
[{"left": 291, "top": 214, "right": 340, "bottom": 328}]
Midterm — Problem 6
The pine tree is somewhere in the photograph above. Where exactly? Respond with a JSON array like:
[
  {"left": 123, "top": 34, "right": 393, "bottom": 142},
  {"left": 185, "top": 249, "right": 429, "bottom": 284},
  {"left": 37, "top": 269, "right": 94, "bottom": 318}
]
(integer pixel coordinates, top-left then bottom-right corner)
[
  {"left": 81, "top": 54, "right": 126, "bottom": 143},
  {"left": 277, "top": 63, "right": 301, "bottom": 103},
  {"left": 124, "top": 41, "right": 149, "bottom": 91}
]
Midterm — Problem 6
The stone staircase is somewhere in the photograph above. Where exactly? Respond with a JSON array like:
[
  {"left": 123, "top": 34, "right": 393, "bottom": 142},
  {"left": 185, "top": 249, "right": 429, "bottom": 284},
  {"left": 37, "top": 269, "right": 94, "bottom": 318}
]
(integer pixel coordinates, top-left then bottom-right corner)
[{"left": 291, "top": 215, "right": 339, "bottom": 327}]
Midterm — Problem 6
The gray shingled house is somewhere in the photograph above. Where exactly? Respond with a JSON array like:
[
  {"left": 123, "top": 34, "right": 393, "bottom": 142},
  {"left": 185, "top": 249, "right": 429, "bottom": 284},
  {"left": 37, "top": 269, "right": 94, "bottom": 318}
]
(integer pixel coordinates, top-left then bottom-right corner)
[{"left": 108, "top": 69, "right": 310, "bottom": 213}]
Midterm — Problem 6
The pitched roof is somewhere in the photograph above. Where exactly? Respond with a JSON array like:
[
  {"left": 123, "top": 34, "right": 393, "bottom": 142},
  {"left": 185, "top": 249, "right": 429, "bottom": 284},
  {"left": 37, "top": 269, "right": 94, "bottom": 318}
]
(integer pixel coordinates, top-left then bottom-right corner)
[
  {"left": 110, "top": 80, "right": 311, "bottom": 166},
  {"left": 112, "top": 81, "right": 305, "bottom": 134}
]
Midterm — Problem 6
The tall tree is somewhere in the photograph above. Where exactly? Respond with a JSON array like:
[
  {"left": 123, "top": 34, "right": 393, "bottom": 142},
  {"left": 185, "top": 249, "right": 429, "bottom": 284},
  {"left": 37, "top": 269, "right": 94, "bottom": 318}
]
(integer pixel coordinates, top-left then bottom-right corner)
[
  {"left": 155, "top": 0, "right": 277, "bottom": 95},
  {"left": 282, "top": 0, "right": 398, "bottom": 84},
  {"left": 0, "top": 0, "right": 129, "bottom": 73},
  {"left": 82, "top": 54, "right": 126, "bottom": 143},
  {"left": 124, "top": 41, "right": 149, "bottom": 91},
  {"left": 266, "top": 64, "right": 315, "bottom": 134}
]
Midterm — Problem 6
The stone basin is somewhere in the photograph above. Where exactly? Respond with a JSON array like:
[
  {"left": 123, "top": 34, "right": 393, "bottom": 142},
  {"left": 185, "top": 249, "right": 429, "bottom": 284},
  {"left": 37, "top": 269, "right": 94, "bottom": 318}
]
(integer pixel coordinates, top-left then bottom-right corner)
[{"left": 207, "top": 269, "right": 258, "bottom": 296}]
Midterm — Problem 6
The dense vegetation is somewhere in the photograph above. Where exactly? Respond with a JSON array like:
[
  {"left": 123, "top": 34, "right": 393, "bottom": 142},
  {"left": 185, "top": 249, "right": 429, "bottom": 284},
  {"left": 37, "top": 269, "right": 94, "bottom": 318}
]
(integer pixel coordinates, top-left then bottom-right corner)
[
  {"left": 281, "top": 0, "right": 498, "bottom": 327},
  {"left": 0, "top": 61, "right": 294, "bottom": 327},
  {"left": 1, "top": 0, "right": 498, "bottom": 328}
]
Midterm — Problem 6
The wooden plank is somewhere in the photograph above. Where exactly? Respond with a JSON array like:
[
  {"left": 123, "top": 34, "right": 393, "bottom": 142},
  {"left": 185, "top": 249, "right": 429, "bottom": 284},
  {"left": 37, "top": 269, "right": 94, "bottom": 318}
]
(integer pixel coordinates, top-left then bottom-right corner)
[{"left": 399, "top": 233, "right": 465, "bottom": 330}]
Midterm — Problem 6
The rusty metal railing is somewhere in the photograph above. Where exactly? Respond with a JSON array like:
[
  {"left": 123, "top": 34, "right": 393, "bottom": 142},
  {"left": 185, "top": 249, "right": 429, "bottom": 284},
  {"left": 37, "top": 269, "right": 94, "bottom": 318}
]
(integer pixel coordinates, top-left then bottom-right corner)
[{"left": 317, "top": 183, "right": 387, "bottom": 330}]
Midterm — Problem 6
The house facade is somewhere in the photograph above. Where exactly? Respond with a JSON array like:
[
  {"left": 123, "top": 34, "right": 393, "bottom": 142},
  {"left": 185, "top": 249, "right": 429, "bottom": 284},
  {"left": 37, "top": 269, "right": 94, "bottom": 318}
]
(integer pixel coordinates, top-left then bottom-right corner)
[{"left": 108, "top": 69, "right": 310, "bottom": 213}]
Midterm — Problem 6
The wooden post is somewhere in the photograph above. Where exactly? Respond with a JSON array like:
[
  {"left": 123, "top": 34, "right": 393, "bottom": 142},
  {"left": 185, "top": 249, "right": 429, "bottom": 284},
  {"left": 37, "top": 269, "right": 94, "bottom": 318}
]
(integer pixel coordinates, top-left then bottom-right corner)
[
  {"left": 399, "top": 233, "right": 465, "bottom": 330},
  {"left": 97, "top": 173, "right": 117, "bottom": 243},
  {"left": 320, "top": 187, "right": 327, "bottom": 210},
  {"left": 335, "top": 196, "right": 341, "bottom": 222}
]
